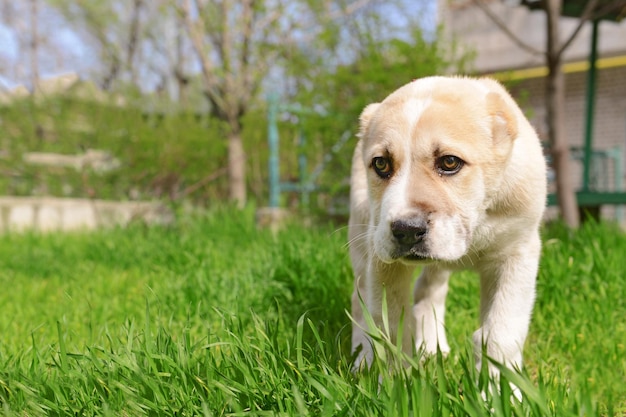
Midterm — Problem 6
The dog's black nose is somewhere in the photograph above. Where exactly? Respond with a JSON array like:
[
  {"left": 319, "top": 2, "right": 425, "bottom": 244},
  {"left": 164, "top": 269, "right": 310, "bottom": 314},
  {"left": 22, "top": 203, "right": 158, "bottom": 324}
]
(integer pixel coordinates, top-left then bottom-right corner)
[{"left": 391, "top": 219, "right": 428, "bottom": 246}]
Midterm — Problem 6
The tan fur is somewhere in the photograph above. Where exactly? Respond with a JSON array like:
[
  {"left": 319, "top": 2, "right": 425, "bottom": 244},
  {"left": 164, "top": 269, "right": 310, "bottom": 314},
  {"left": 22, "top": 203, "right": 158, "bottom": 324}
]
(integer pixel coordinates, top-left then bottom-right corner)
[{"left": 349, "top": 76, "right": 547, "bottom": 378}]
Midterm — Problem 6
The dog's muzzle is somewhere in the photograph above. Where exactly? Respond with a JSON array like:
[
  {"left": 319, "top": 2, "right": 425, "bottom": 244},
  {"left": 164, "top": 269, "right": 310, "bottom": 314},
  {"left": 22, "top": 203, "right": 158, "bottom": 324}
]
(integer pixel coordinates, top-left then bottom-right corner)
[{"left": 390, "top": 218, "right": 431, "bottom": 261}]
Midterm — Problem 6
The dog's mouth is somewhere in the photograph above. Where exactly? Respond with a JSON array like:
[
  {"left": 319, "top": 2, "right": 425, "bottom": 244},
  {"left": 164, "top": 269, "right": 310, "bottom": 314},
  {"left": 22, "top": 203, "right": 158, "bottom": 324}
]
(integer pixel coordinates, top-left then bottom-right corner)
[
  {"left": 393, "top": 246, "right": 434, "bottom": 263},
  {"left": 403, "top": 253, "right": 432, "bottom": 261}
]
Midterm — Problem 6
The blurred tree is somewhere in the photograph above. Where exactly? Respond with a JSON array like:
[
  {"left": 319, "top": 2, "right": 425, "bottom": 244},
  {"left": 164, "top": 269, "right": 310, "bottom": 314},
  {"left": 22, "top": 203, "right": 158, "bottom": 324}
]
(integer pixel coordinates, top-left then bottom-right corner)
[
  {"left": 1, "top": 1, "right": 60, "bottom": 90},
  {"left": 545, "top": 0, "right": 579, "bottom": 227},
  {"left": 48, "top": 0, "right": 145, "bottom": 91},
  {"left": 178, "top": 0, "right": 389, "bottom": 207},
  {"left": 29, "top": 0, "right": 41, "bottom": 91}
]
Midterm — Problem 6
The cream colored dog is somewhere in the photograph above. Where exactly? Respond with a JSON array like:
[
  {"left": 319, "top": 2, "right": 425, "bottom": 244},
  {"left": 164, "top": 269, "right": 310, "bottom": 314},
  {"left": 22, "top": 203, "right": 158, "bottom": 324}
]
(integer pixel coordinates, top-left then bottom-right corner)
[{"left": 349, "top": 76, "right": 546, "bottom": 375}]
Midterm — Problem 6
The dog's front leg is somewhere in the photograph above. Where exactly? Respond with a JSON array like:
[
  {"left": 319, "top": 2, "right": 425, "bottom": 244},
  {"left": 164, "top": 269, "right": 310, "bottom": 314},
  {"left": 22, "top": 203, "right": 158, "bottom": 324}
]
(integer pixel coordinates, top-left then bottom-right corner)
[
  {"left": 474, "top": 240, "right": 540, "bottom": 374},
  {"left": 413, "top": 265, "right": 451, "bottom": 356},
  {"left": 357, "top": 259, "right": 415, "bottom": 365},
  {"left": 351, "top": 274, "right": 370, "bottom": 366}
]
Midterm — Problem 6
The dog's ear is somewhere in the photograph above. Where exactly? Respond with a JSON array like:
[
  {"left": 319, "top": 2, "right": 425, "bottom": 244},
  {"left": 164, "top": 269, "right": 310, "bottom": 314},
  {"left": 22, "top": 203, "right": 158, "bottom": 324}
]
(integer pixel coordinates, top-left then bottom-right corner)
[
  {"left": 357, "top": 103, "right": 380, "bottom": 138},
  {"left": 486, "top": 92, "right": 518, "bottom": 146}
]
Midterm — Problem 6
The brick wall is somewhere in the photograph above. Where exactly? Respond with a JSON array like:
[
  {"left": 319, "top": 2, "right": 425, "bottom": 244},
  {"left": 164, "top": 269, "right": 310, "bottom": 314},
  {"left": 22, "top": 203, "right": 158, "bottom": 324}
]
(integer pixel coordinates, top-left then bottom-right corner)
[{"left": 508, "top": 65, "right": 626, "bottom": 192}]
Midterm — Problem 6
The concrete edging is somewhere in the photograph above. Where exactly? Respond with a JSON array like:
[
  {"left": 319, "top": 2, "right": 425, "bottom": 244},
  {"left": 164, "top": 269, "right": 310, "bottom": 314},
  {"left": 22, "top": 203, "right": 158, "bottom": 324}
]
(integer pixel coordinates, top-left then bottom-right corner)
[{"left": 0, "top": 197, "right": 173, "bottom": 233}]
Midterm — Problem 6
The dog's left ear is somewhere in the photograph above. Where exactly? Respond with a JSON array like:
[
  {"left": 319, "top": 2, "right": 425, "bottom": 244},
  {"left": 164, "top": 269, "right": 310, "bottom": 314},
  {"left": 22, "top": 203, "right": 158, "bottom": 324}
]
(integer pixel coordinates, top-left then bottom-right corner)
[
  {"left": 486, "top": 92, "right": 518, "bottom": 146},
  {"left": 357, "top": 103, "right": 381, "bottom": 138}
]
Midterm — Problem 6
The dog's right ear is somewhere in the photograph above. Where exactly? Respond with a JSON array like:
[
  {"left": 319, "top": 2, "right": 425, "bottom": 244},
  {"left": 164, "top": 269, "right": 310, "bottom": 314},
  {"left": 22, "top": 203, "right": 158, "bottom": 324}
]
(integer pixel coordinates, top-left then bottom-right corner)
[
  {"left": 486, "top": 92, "right": 518, "bottom": 145},
  {"left": 358, "top": 103, "right": 380, "bottom": 138}
]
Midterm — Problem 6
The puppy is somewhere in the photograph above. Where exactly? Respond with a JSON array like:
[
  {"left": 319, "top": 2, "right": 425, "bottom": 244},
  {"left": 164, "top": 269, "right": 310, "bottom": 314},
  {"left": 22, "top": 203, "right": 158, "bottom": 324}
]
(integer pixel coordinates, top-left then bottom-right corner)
[{"left": 349, "top": 76, "right": 546, "bottom": 376}]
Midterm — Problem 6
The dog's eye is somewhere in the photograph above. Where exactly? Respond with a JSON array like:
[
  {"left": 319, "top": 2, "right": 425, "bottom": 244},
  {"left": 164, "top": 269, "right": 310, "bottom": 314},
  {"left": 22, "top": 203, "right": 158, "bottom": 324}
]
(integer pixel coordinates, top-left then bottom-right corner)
[
  {"left": 372, "top": 157, "right": 392, "bottom": 178},
  {"left": 437, "top": 155, "right": 464, "bottom": 175}
]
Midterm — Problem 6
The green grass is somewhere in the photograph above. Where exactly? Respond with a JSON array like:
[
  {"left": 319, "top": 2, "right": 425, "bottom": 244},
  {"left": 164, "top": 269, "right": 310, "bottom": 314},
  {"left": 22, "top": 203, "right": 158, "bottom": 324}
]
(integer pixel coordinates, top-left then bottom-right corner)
[{"left": 0, "top": 208, "right": 624, "bottom": 415}]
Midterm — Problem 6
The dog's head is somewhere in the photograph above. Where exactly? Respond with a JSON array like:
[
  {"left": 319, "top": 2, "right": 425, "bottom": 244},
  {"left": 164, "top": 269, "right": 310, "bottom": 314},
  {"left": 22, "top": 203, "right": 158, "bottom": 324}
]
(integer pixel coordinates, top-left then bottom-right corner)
[{"left": 359, "top": 76, "right": 522, "bottom": 264}]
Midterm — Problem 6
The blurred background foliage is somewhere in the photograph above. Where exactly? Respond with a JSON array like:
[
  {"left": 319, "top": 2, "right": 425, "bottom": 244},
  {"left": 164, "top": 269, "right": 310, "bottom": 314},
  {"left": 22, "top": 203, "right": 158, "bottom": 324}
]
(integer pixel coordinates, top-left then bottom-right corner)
[{"left": 0, "top": 0, "right": 474, "bottom": 215}]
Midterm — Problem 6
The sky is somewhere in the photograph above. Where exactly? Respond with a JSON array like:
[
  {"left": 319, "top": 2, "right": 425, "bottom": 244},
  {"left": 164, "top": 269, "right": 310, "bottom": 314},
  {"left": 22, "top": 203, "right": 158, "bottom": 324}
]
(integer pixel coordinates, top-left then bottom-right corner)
[
  {"left": 0, "top": 26, "right": 95, "bottom": 90},
  {"left": 0, "top": 3, "right": 95, "bottom": 91},
  {"left": 0, "top": 25, "right": 18, "bottom": 88}
]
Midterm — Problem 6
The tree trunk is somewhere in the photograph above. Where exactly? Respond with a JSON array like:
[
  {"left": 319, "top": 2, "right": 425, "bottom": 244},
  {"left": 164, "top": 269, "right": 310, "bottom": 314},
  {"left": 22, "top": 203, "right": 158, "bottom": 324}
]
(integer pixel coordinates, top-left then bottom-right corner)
[
  {"left": 546, "top": 0, "right": 580, "bottom": 227},
  {"left": 547, "top": 66, "right": 579, "bottom": 227},
  {"left": 29, "top": 0, "right": 40, "bottom": 92},
  {"left": 102, "top": 55, "right": 121, "bottom": 91},
  {"left": 174, "top": 13, "right": 188, "bottom": 105},
  {"left": 127, "top": 0, "right": 143, "bottom": 87},
  {"left": 227, "top": 129, "right": 247, "bottom": 208}
]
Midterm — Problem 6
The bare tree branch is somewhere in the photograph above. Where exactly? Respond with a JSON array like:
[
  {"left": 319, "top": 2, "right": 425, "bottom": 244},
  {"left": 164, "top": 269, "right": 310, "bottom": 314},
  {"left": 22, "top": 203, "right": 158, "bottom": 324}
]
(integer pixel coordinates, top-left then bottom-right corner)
[
  {"left": 29, "top": 0, "right": 40, "bottom": 91},
  {"left": 175, "top": 0, "right": 388, "bottom": 206},
  {"left": 179, "top": 0, "right": 227, "bottom": 110},
  {"left": 327, "top": 0, "right": 373, "bottom": 19},
  {"left": 127, "top": 0, "right": 144, "bottom": 86},
  {"left": 557, "top": 0, "right": 599, "bottom": 57},
  {"left": 471, "top": 0, "right": 543, "bottom": 56},
  {"left": 180, "top": 167, "right": 228, "bottom": 198},
  {"left": 593, "top": 0, "right": 626, "bottom": 19}
]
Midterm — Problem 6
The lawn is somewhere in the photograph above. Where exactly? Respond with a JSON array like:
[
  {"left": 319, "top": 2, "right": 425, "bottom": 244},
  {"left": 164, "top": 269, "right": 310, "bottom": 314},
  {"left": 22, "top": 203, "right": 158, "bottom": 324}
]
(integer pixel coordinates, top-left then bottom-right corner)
[{"left": 0, "top": 207, "right": 624, "bottom": 416}]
